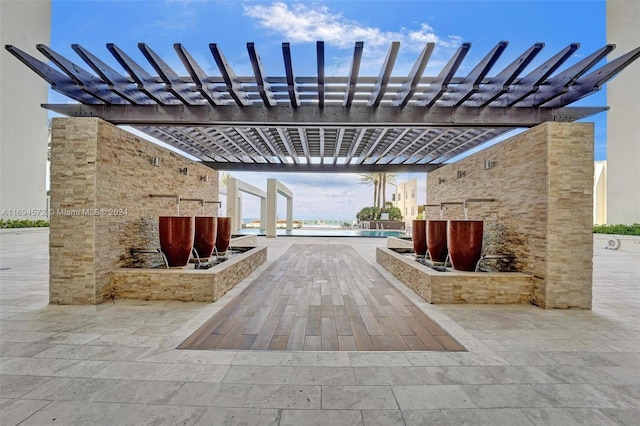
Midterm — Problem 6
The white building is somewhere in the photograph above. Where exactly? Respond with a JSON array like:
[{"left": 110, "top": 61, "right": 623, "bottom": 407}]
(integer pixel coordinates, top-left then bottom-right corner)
[
  {"left": 594, "top": 161, "right": 607, "bottom": 225},
  {"left": 606, "top": 0, "right": 640, "bottom": 224},
  {"left": 391, "top": 178, "right": 418, "bottom": 227},
  {"left": 0, "top": 0, "right": 51, "bottom": 220}
]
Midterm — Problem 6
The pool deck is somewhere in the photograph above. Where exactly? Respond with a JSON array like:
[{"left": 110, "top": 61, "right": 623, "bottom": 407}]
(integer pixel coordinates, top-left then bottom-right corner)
[{"left": 1, "top": 229, "right": 639, "bottom": 425}]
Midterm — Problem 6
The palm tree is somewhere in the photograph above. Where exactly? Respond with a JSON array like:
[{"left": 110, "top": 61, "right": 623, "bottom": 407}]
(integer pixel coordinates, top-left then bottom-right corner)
[
  {"left": 219, "top": 172, "right": 232, "bottom": 196},
  {"left": 220, "top": 172, "right": 232, "bottom": 187},
  {"left": 359, "top": 173, "right": 380, "bottom": 208},
  {"left": 380, "top": 173, "right": 397, "bottom": 207}
]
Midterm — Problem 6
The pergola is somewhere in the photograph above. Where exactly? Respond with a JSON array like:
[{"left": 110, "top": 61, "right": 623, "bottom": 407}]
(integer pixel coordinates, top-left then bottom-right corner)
[{"left": 6, "top": 40, "right": 640, "bottom": 172}]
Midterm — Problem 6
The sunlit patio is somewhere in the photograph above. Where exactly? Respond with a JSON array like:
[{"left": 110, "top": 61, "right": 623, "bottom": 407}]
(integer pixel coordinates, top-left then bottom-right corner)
[{"left": 1, "top": 229, "right": 638, "bottom": 425}]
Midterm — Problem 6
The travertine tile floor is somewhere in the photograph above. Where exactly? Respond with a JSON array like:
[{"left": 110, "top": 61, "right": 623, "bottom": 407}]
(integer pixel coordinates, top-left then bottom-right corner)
[{"left": 0, "top": 229, "right": 638, "bottom": 425}]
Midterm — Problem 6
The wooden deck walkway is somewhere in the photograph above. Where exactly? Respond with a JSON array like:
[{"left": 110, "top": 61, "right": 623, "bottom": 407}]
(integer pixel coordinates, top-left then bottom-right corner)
[{"left": 179, "top": 244, "right": 465, "bottom": 351}]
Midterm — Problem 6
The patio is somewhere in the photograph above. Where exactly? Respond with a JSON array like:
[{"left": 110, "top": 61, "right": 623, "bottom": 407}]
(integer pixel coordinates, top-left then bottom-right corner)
[{"left": 1, "top": 229, "right": 638, "bottom": 425}]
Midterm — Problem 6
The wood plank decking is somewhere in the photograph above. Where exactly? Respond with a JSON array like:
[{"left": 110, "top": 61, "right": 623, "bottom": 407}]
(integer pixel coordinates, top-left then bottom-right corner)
[{"left": 179, "top": 244, "right": 465, "bottom": 352}]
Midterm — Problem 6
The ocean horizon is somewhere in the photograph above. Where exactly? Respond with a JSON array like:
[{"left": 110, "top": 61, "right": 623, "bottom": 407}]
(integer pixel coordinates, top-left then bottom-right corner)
[{"left": 242, "top": 218, "right": 357, "bottom": 226}]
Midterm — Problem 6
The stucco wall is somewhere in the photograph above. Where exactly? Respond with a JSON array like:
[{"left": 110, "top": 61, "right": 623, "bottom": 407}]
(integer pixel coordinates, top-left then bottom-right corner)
[
  {"left": 50, "top": 118, "right": 219, "bottom": 304},
  {"left": 0, "top": 0, "right": 51, "bottom": 219},
  {"left": 606, "top": 0, "right": 640, "bottom": 224},
  {"left": 426, "top": 122, "right": 594, "bottom": 309}
]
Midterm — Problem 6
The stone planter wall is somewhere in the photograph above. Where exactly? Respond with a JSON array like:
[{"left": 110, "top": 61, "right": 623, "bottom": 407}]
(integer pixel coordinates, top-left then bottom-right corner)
[
  {"left": 111, "top": 246, "right": 267, "bottom": 302},
  {"left": 50, "top": 118, "right": 219, "bottom": 304},
  {"left": 425, "top": 122, "right": 594, "bottom": 309},
  {"left": 377, "top": 247, "right": 533, "bottom": 304}
]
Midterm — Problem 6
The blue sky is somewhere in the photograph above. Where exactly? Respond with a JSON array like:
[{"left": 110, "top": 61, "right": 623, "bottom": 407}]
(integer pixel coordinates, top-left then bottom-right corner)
[{"left": 48, "top": 0, "right": 611, "bottom": 220}]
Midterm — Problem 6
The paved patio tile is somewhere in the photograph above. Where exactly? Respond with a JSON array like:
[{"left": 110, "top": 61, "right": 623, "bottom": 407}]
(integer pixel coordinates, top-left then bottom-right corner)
[
  {"left": 460, "top": 384, "right": 554, "bottom": 408},
  {"left": 221, "top": 365, "right": 291, "bottom": 384},
  {"left": 243, "top": 384, "right": 321, "bottom": 409},
  {"left": 392, "top": 385, "right": 475, "bottom": 409},
  {"left": 353, "top": 366, "right": 429, "bottom": 385},
  {"left": 0, "top": 342, "right": 51, "bottom": 358},
  {"left": 33, "top": 344, "right": 106, "bottom": 360},
  {"left": 17, "top": 400, "right": 204, "bottom": 426},
  {"left": 290, "top": 366, "right": 357, "bottom": 385},
  {"left": 89, "top": 346, "right": 150, "bottom": 361},
  {"left": 169, "top": 383, "right": 252, "bottom": 407},
  {"left": 0, "top": 357, "right": 54, "bottom": 375},
  {"left": 193, "top": 407, "right": 280, "bottom": 425},
  {"left": 348, "top": 352, "right": 410, "bottom": 367},
  {"left": 1, "top": 232, "right": 639, "bottom": 423},
  {"left": 530, "top": 384, "right": 627, "bottom": 408},
  {"left": 322, "top": 385, "right": 398, "bottom": 410},
  {"left": 0, "top": 398, "right": 51, "bottom": 426},
  {"left": 402, "top": 408, "right": 534, "bottom": 425},
  {"left": 598, "top": 408, "right": 640, "bottom": 425},
  {"left": 0, "top": 375, "right": 52, "bottom": 399},
  {"left": 291, "top": 351, "right": 351, "bottom": 366},
  {"left": 174, "top": 349, "right": 238, "bottom": 365},
  {"left": 521, "top": 407, "right": 622, "bottom": 426},
  {"left": 21, "top": 377, "right": 114, "bottom": 401},
  {"left": 231, "top": 351, "right": 292, "bottom": 366},
  {"left": 281, "top": 409, "right": 364, "bottom": 426},
  {"left": 89, "top": 379, "right": 184, "bottom": 404}
]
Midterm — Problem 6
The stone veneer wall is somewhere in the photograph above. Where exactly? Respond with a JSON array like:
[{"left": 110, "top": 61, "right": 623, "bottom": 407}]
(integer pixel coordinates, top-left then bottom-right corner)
[
  {"left": 111, "top": 247, "right": 267, "bottom": 302},
  {"left": 377, "top": 247, "right": 533, "bottom": 304},
  {"left": 50, "top": 118, "right": 219, "bottom": 304},
  {"left": 425, "top": 122, "right": 593, "bottom": 309}
]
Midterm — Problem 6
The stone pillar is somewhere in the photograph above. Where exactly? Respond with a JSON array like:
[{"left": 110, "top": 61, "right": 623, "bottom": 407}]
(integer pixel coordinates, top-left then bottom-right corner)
[
  {"left": 425, "top": 122, "right": 593, "bottom": 309},
  {"left": 49, "top": 118, "right": 218, "bottom": 304},
  {"left": 545, "top": 122, "right": 593, "bottom": 309}
]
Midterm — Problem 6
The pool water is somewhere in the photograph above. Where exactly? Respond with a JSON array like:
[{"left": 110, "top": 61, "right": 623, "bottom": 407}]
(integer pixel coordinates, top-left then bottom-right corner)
[{"left": 238, "top": 228, "right": 405, "bottom": 238}]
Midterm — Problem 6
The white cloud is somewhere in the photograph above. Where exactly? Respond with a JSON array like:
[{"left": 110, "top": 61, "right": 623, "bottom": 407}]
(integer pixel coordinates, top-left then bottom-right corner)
[{"left": 243, "top": 2, "right": 461, "bottom": 52}]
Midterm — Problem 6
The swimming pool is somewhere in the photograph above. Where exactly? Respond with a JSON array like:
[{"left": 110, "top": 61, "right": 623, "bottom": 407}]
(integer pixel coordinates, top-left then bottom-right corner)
[{"left": 237, "top": 228, "right": 406, "bottom": 238}]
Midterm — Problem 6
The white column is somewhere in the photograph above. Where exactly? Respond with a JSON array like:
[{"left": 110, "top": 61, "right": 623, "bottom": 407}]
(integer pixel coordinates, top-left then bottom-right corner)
[
  {"left": 226, "top": 178, "right": 238, "bottom": 231},
  {"left": 266, "top": 179, "right": 277, "bottom": 238},
  {"left": 286, "top": 197, "right": 293, "bottom": 231},
  {"left": 236, "top": 195, "right": 242, "bottom": 232},
  {"left": 260, "top": 198, "right": 267, "bottom": 229}
]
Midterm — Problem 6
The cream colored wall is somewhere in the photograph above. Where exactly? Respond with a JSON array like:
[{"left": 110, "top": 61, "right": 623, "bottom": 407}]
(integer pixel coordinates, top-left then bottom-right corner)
[
  {"left": 0, "top": 0, "right": 51, "bottom": 219},
  {"left": 393, "top": 178, "right": 418, "bottom": 226},
  {"left": 606, "top": 0, "right": 640, "bottom": 224},
  {"left": 50, "top": 118, "right": 219, "bottom": 304},
  {"left": 426, "top": 122, "right": 594, "bottom": 309},
  {"left": 594, "top": 161, "right": 607, "bottom": 225}
]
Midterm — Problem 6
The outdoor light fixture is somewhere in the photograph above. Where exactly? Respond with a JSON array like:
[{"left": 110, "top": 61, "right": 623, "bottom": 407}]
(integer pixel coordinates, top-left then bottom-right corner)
[
  {"left": 179, "top": 167, "right": 188, "bottom": 175},
  {"left": 483, "top": 160, "right": 496, "bottom": 170},
  {"left": 151, "top": 157, "right": 160, "bottom": 167}
]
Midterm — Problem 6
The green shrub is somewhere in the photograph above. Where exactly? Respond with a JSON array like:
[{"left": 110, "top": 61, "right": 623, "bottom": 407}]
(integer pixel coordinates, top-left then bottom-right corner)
[
  {"left": 0, "top": 219, "right": 49, "bottom": 229},
  {"left": 593, "top": 223, "right": 640, "bottom": 236}
]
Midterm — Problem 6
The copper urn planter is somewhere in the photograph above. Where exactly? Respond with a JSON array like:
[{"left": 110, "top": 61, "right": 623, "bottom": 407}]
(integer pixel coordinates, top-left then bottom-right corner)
[
  {"left": 194, "top": 216, "right": 218, "bottom": 259},
  {"left": 412, "top": 219, "right": 427, "bottom": 257},
  {"left": 447, "top": 220, "right": 483, "bottom": 272},
  {"left": 159, "top": 216, "right": 195, "bottom": 267},
  {"left": 427, "top": 220, "right": 448, "bottom": 262},
  {"left": 215, "top": 216, "right": 232, "bottom": 255}
]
